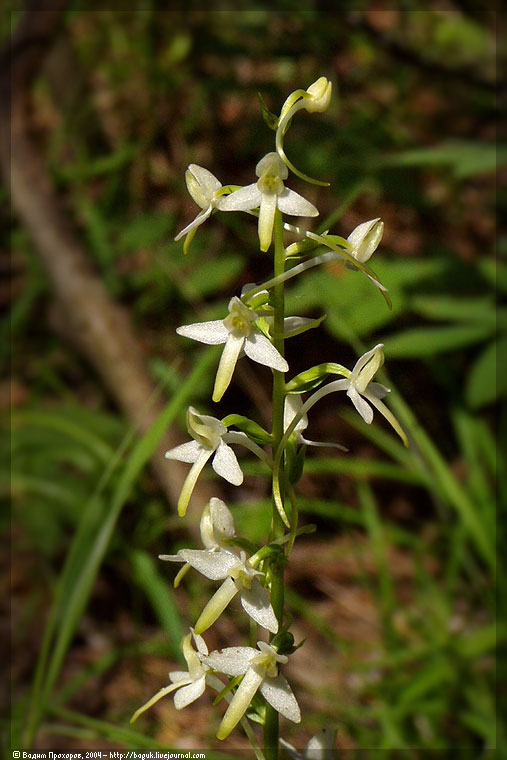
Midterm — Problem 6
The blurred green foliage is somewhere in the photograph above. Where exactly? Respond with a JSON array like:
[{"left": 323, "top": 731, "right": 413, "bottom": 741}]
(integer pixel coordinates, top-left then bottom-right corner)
[{"left": 5, "top": 6, "right": 501, "bottom": 756}]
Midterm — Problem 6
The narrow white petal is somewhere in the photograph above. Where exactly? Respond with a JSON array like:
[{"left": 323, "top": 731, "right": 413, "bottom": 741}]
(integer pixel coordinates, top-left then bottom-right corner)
[
  {"left": 193, "top": 577, "right": 239, "bottom": 635},
  {"left": 130, "top": 682, "right": 184, "bottom": 723},
  {"left": 347, "top": 386, "right": 374, "bottom": 424},
  {"left": 158, "top": 552, "right": 185, "bottom": 563},
  {"left": 277, "top": 188, "right": 319, "bottom": 217},
  {"left": 217, "top": 666, "right": 265, "bottom": 740},
  {"left": 178, "top": 549, "right": 240, "bottom": 580},
  {"left": 177, "top": 448, "right": 214, "bottom": 517},
  {"left": 258, "top": 192, "right": 277, "bottom": 251},
  {"left": 283, "top": 317, "right": 315, "bottom": 333},
  {"left": 212, "top": 334, "right": 245, "bottom": 402},
  {"left": 173, "top": 675, "right": 206, "bottom": 710},
  {"left": 174, "top": 206, "right": 212, "bottom": 241},
  {"left": 240, "top": 578, "right": 279, "bottom": 633},
  {"left": 217, "top": 184, "right": 262, "bottom": 211},
  {"left": 244, "top": 332, "right": 288, "bottom": 372},
  {"left": 164, "top": 440, "right": 202, "bottom": 463},
  {"left": 364, "top": 393, "right": 408, "bottom": 446},
  {"left": 201, "top": 646, "right": 258, "bottom": 676},
  {"left": 260, "top": 673, "right": 301, "bottom": 722},
  {"left": 177, "top": 320, "right": 229, "bottom": 345},
  {"left": 212, "top": 441, "right": 243, "bottom": 485}
]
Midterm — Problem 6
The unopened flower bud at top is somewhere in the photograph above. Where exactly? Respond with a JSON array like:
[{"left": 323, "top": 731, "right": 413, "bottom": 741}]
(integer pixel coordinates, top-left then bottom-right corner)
[
  {"left": 347, "top": 218, "right": 384, "bottom": 263},
  {"left": 304, "top": 77, "right": 332, "bottom": 113}
]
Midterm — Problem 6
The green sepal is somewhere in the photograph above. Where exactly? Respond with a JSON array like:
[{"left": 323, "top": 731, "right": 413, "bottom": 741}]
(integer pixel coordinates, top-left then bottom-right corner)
[
  {"left": 212, "top": 676, "right": 241, "bottom": 705},
  {"left": 270, "top": 630, "right": 296, "bottom": 655},
  {"left": 258, "top": 92, "right": 279, "bottom": 131},
  {"left": 286, "top": 362, "right": 349, "bottom": 394},
  {"left": 287, "top": 442, "right": 306, "bottom": 486},
  {"left": 221, "top": 414, "right": 272, "bottom": 445},
  {"left": 284, "top": 314, "right": 327, "bottom": 340}
]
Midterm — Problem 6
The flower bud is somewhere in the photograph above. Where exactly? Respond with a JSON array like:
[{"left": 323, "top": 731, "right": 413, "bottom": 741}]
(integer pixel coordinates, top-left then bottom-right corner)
[
  {"left": 347, "top": 218, "right": 384, "bottom": 263},
  {"left": 305, "top": 77, "right": 332, "bottom": 113}
]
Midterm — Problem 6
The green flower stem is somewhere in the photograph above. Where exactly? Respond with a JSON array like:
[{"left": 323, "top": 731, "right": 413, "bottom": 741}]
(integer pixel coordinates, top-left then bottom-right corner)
[{"left": 264, "top": 209, "right": 287, "bottom": 760}]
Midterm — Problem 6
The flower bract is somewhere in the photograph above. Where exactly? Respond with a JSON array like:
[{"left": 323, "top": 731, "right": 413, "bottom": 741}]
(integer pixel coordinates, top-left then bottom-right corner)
[
  {"left": 200, "top": 641, "right": 300, "bottom": 739},
  {"left": 218, "top": 153, "right": 318, "bottom": 251},
  {"left": 177, "top": 296, "right": 288, "bottom": 402}
]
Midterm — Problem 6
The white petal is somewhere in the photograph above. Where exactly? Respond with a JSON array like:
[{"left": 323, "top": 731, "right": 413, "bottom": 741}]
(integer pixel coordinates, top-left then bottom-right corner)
[
  {"left": 212, "top": 334, "right": 245, "bottom": 402},
  {"left": 158, "top": 552, "right": 185, "bottom": 563},
  {"left": 347, "top": 386, "right": 374, "bottom": 424},
  {"left": 240, "top": 578, "right": 279, "bottom": 633},
  {"left": 169, "top": 670, "right": 191, "bottom": 683},
  {"left": 367, "top": 381, "right": 390, "bottom": 399},
  {"left": 209, "top": 497, "right": 235, "bottom": 542},
  {"left": 177, "top": 448, "right": 214, "bottom": 517},
  {"left": 217, "top": 665, "right": 265, "bottom": 740},
  {"left": 177, "top": 320, "right": 229, "bottom": 345},
  {"left": 201, "top": 646, "right": 258, "bottom": 677},
  {"left": 174, "top": 206, "right": 212, "bottom": 241},
  {"left": 260, "top": 673, "right": 301, "bottom": 722},
  {"left": 277, "top": 188, "right": 318, "bottom": 217},
  {"left": 244, "top": 332, "right": 288, "bottom": 372},
  {"left": 173, "top": 675, "right": 206, "bottom": 710},
  {"left": 217, "top": 183, "right": 262, "bottom": 211},
  {"left": 191, "top": 629, "right": 209, "bottom": 657},
  {"left": 188, "top": 164, "right": 222, "bottom": 200},
  {"left": 164, "top": 440, "right": 202, "bottom": 463},
  {"left": 194, "top": 577, "right": 239, "bottom": 634},
  {"left": 178, "top": 549, "right": 239, "bottom": 580},
  {"left": 212, "top": 441, "right": 243, "bottom": 485},
  {"left": 258, "top": 192, "right": 277, "bottom": 251},
  {"left": 283, "top": 316, "right": 315, "bottom": 334}
]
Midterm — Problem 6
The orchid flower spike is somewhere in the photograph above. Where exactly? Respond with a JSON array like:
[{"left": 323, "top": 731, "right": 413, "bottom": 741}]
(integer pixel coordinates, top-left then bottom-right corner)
[
  {"left": 130, "top": 630, "right": 222, "bottom": 722},
  {"left": 189, "top": 549, "right": 278, "bottom": 634},
  {"left": 284, "top": 395, "right": 347, "bottom": 451},
  {"left": 280, "top": 727, "right": 339, "bottom": 760},
  {"left": 174, "top": 165, "right": 231, "bottom": 254},
  {"left": 347, "top": 218, "right": 384, "bottom": 264},
  {"left": 218, "top": 152, "right": 318, "bottom": 252},
  {"left": 201, "top": 641, "right": 300, "bottom": 740},
  {"left": 165, "top": 408, "right": 245, "bottom": 517},
  {"left": 176, "top": 296, "right": 288, "bottom": 402},
  {"left": 276, "top": 77, "right": 332, "bottom": 185}
]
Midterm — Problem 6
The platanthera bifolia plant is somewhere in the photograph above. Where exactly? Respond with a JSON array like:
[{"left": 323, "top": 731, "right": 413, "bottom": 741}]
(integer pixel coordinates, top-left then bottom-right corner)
[{"left": 131, "top": 77, "right": 408, "bottom": 759}]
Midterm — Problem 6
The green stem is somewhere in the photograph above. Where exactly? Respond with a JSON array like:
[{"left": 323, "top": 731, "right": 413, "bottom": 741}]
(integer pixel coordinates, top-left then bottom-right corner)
[{"left": 264, "top": 210, "right": 287, "bottom": 760}]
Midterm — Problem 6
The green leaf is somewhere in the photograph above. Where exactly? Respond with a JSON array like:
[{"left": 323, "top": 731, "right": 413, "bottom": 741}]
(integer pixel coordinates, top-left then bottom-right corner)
[
  {"left": 410, "top": 295, "right": 497, "bottom": 326},
  {"left": 258, "top": 92, "right": 279, "bottom": 131},
  {"left": 466, "top": 337, "right": 507, "bottom": 408},
  {"left": 382, "top": 141, "right": 505, "bottom": 179},
  {"left": 382, "top": 324, "right": 494, "bottom": 358},
  {"left": 221, "top": 414, "right": 271, "bottom": 445}
]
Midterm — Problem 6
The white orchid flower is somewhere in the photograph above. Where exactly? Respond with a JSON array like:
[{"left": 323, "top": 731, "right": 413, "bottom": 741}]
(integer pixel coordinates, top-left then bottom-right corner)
[
  {"left": 200, "top": 641, "right": 300, "bottom": 740},
  {"left": 159, "top": 497, "right": 236, "bottom": 586},
  {"left": 280, "top": 727, "right": 339, "bottom": 760},
  {"left": 165, "top": 407, "right": 245, "bottom": 517},
  {"left": 130, "top": 630, "right": 223, "bottom": 722},
  {"left": 176, "top": 296, "right": 288, "bottom": 402},
  {"left": 347, "top": 218, "right": 384, "bottom": 263},
  {"left": 174, "top": 165, "right": 230, "bottom": 253},
  {"left": 291, "top": 345, "right": 407, "bottom": 445},
  {"left": 284, "top": 395, "right": 347, "bottom": 451},
  {"left": 218, "top": 152, "right": 318, "bottom": 252},
  {"left": 186, "top": 549, "right": 278, "bottom": 635}
]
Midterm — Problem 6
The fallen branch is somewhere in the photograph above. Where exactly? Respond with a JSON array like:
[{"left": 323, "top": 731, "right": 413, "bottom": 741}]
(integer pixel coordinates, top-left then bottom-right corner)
[{"left": 0, "top": 4, "right": 214, "bottom": 511}]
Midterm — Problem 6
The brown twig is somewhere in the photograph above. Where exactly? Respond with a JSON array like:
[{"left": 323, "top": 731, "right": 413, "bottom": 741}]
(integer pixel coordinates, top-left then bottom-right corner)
[{"left": 0, "top": 4, "right": 214, "bottom": 512}]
